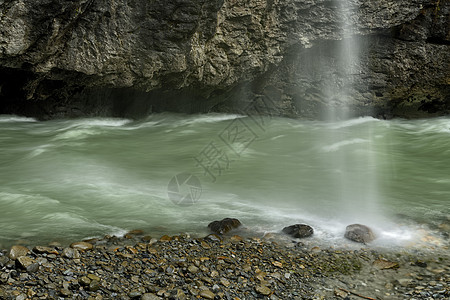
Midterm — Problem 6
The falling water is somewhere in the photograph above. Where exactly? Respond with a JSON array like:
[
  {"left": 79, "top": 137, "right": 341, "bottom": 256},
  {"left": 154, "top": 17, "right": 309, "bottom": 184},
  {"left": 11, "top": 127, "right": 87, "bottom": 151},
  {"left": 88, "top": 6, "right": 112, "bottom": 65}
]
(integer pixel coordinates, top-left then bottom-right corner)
[{"left": 321, "top": 0, "right": 381, "bottom": 228}]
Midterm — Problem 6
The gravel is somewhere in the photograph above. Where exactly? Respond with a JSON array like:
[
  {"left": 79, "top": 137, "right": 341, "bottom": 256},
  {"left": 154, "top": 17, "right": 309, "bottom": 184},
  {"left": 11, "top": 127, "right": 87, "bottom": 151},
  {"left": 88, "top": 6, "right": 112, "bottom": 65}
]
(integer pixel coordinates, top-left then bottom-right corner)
[{"left": 0, "top": 232, "right": 448, "bottom": 300}]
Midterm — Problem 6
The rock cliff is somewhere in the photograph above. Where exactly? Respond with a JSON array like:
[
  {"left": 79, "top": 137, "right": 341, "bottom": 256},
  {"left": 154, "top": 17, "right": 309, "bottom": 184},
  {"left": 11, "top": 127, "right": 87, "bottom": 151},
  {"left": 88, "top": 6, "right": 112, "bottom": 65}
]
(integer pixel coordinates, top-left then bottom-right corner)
[{"left": 0, "top": 0, "right": 448, "bottom": 119}]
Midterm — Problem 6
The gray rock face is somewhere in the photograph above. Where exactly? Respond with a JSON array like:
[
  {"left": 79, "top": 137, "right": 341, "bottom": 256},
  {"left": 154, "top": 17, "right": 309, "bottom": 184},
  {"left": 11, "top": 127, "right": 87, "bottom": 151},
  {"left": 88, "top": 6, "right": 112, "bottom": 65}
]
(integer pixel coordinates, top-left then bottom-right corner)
[
  {"left": 344, "top": 224, "right": 375, "bottom": 243},
  {"left": 0, "top": 0, "right": 448, "bottom": 119}
]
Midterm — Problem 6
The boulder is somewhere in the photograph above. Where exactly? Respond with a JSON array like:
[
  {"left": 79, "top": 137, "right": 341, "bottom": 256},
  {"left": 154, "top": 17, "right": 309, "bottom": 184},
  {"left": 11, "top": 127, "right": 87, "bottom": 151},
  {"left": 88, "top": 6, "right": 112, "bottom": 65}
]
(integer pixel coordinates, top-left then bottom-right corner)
[
  {"left": 282, "top": 224, "right": 314, "bottom": 238},
  {"left": 208, "top": 218, "right": 242, "bottom": 235},
  {"left": 344, "top": 224, "right": 375, "bottom": 243},
  {"left": 8, "top": 245, "right": 30, "bottom": 260}
]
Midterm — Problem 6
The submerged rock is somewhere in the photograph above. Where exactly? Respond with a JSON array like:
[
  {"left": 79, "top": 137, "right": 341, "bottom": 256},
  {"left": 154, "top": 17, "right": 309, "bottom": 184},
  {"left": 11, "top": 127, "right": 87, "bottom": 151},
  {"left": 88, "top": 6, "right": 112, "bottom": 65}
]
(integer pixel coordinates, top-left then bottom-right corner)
[
  {"left": 282, "top": 224, "right": 314, "bottom": 238},
  {"left": 124, "top": 229, "right": 144, "bottom": 239},
  {"left": 344, "top": 224, "right": 375, "bottom": 243},
  {"left": 373, "top": 259, "right": 399, "bottom": 270},
  {"left": 208, "top": 218, "right": 242, "bottom": 235}
]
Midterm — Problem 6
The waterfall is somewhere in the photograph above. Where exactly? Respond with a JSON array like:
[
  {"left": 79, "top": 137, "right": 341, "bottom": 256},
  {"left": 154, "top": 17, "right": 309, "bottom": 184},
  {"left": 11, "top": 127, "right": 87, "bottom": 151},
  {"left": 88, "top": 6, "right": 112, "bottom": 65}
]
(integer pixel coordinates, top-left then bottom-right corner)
[
  {"left": 324, "top": 0, "right": 360, "bottom": 121},
  {"left": 322, "top": 0, "right": 382, "bottom": 228}
]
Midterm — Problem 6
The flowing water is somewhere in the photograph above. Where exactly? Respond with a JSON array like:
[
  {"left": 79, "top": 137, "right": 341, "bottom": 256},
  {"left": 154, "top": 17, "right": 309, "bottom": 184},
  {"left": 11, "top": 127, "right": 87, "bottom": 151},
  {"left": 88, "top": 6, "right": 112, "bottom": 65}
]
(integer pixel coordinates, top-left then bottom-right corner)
[{"left": 0, "top": 114, "right": 449, "bottom": 252}]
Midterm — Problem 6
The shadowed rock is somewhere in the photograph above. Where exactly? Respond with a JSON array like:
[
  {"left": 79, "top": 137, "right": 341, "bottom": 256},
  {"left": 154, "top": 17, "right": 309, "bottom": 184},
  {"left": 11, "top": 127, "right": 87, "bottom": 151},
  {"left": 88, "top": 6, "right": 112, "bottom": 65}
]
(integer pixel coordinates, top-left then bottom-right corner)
[
  {"left": 344, "top": 224, "right": 375, "bottom": 244},
  {"left": 282, "top": 224, "right": 314, "bottom": 238},
  {"left": 208, "top": 218, "right": 242, "bottom": 235}
]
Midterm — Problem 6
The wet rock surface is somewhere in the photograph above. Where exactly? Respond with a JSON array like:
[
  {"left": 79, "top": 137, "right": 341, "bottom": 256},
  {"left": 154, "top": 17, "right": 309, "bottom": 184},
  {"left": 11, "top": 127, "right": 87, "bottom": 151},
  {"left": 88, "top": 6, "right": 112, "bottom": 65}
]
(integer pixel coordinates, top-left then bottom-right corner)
[
  {"left": 282, "top": 224, "right": 314, "bottom": 238},
  {"left": 0, "top": 232, "right": 448, "bottom": 300},
  {"left": 0, "top": 0, "right": 448, "bottom": 119},
  {"left": 208, "top": 218, "right": 242, "bottom": 235},
  {"left": 344, "top": 224, "right": 376, "bottom": 244}
]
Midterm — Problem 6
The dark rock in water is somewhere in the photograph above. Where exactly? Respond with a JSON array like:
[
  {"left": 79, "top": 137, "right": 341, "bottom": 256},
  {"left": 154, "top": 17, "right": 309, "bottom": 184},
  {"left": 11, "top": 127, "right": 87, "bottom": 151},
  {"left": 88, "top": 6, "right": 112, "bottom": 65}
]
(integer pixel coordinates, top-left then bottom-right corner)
[
  {"left": 282, "top": 224, "right": 314, "bottom": 238},
  {"left": 124, "top": 229, "right": 144, "bottom": 239},
  {"left": 344, "top": 224, "right": 375, "bottom": 243},
  {"left": 208, "top": 218, "right": 242, "bottom": 235}
]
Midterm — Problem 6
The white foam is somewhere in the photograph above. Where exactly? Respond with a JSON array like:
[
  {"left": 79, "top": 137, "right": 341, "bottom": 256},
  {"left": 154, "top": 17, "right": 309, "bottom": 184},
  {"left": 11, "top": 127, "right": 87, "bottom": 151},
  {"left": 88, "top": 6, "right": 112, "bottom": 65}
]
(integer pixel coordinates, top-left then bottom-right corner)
[
  {"left": 66, "top": 118, "right": 132, "bottom": 128},
  {"left": 321, "top": 138, "right": 368, "bottom": 152},
  {"left": 270, "top": 135, "right": 285, "bottom": 141},
  {"left": 173, "top": 114, "right": 244, "bottom": 126},
  {"left": 327, "top": 117, "right": 380, "bottom": 129},
  {"left": 49, "top": 118, "right": 131, "bottom": 134},
  {"left": 0, "top": 115, "right": 37, "bottom": 123},
  {"left": 53, "top": 128, "right": 98, "bottom": 140},
  {"left": 26, "top": 145, "right": 53, "bottom": 158},
  {"left": 393, "top": 117, "right": 450, "bottom": 135},
  {"left": 0, "top": 192, "right": 60, "bottom": 206}
]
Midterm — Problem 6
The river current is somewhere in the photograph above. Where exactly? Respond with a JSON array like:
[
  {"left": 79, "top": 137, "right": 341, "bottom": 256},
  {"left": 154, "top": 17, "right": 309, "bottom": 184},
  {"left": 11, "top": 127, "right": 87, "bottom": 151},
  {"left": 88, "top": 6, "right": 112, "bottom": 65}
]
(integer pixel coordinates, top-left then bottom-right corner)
[{"left": 0, "top": 114, "right": 449, "bottom": 251}]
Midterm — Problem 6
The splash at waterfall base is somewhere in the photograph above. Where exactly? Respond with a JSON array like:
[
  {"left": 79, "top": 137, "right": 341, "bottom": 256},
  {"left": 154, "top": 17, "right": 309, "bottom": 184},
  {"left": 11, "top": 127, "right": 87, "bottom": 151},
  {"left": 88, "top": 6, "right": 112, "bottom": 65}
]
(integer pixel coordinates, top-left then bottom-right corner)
[{"left": 0, "top": 232, "right": 449, "bottom": 299}]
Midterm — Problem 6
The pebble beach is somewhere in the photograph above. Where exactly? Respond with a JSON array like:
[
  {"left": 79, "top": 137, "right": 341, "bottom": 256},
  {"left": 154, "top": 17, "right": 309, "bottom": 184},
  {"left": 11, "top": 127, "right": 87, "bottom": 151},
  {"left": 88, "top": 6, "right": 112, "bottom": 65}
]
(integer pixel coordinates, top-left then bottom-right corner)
[{"left": 0, "top": 229, "right": 448, "bottom": 300}]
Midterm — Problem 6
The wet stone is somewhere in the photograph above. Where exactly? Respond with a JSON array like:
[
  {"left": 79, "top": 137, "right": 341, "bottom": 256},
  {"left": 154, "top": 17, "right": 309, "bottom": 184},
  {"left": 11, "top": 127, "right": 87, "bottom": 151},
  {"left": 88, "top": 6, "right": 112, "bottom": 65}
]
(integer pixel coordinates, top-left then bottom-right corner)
[
  {"left": 0, "top": 256, "right": 10, "bottom": 267},
  {"left": 89, "top": 280, "right": 100, "bottom": 291},
  {"left": 176, "top": 289, "right": 187, "bottom": 300},
  {"left": 141, "top": 294, "right": 161, "bottom": 300},
  {"left": 344, "top": 224, "right": 375, "bottom": 243},
  {"left": 62, "top": 247, "right": 81, "bottom": 259},
  {"left": 9, "top": 245, "right": 29, "bottom": 260},
  {"left": 16, "top": 256, "right": 35, "bottom": 269},
  {"left": 60, "top": 288, "right": 71, "bottom": 297},
  {"left": 188, "top": 265, "right": 199, "bottom": 274},
  {"left": 373, "top": 259, "right": 399, "bottom": 269},
  {"left": 255, "top": 285, "right": 272, "bottom": 295},
  {"left": 87, "top": 274, "right": 101, "bottom": 282},
  {"left": 0, "top": 232, "right": 447, "bottom": 300},
  {"left": 199, "top": 289, "right": 215, "bottom": 299},
  {"left": 159, "top": 235, "right": 172, "bottom": 242},
  {"left": 70, "top": 242, "right": 93, "bottom": 251},
  {"left": 205, "top": 234, "right": 223, "bottom": 242},
  {"left": 79, "top": 276, "right": 91, "bottom": 286},
  {"left": 208, "top": 218, "right": 242, "bottom": 235},
  {"left": 33, "top": 246, "right": 58, "bottom": 255},
  {"left": 282, "top": 224, "right": 314, "bottom": 238}
]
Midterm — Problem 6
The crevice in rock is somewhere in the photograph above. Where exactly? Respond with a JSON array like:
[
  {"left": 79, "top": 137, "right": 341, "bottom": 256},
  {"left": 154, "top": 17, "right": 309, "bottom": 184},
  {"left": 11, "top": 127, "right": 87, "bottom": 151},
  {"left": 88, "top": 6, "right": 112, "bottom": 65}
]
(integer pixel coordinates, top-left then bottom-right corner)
[{"left": 426, "top": 37, "right": 450, "bottom": 45}]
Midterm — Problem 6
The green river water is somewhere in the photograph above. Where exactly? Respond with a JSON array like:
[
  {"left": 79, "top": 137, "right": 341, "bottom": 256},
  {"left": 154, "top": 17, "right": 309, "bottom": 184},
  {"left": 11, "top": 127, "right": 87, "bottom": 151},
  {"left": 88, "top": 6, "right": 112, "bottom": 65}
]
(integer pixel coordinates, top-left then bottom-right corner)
[{"left": 0, "top": 114, "right": 449, "bottom": 251}]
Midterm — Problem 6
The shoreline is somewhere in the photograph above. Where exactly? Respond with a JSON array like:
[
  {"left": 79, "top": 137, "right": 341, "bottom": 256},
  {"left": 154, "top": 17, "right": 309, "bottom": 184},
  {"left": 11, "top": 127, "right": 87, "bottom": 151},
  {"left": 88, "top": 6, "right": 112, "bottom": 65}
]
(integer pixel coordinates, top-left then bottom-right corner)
[{"left": 1, "top": 231, "right": 449, "bottom": 300}]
